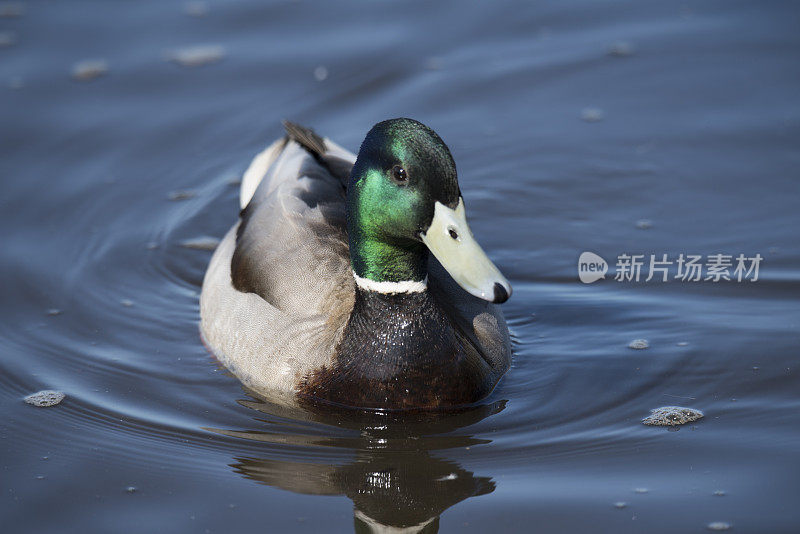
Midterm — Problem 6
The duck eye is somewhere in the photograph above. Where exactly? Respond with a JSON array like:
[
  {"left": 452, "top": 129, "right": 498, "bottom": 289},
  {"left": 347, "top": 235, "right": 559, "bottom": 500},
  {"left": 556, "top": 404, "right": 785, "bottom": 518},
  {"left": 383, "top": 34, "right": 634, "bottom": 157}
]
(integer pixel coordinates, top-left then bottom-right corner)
[
  {"left": 448, "top": 227, "right": 459, "bottom": 240},
  {"left": 391, "top": 165, "right": 408, "bottom": 184}
]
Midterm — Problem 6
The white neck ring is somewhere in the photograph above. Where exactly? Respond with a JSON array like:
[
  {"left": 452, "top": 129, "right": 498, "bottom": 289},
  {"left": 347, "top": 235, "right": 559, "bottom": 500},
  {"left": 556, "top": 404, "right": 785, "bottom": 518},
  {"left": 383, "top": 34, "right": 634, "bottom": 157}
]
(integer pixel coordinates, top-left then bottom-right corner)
[{"left": 352, "top": 272, "right": 428, "bottom": 294}]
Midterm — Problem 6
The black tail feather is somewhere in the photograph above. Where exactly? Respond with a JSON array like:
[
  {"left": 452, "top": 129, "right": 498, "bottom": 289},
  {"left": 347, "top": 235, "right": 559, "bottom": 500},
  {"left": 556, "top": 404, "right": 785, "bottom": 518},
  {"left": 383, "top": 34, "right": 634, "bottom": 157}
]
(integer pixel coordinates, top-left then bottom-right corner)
[
  {"left": 282, "top": 120, "right": 352, "bottom": 189},
  {"left": 283, "top": 120, "right": 327, "bottom": 158}
]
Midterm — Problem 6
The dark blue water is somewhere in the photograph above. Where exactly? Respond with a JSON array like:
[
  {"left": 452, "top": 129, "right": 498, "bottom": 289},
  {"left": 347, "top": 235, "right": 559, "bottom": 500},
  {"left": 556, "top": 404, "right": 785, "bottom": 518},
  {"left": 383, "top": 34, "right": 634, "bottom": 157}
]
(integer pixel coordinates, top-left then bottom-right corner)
[{"left": 2, "top": 1, "right": 799, "bottom": 532}]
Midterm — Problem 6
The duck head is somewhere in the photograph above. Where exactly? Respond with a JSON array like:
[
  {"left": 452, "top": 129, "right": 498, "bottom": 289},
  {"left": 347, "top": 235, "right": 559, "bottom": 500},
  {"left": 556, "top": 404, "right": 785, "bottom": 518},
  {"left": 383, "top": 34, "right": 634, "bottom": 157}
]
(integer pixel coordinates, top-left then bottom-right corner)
[{"left": 346, "top": 118, "right": 511, "bottom": 303}]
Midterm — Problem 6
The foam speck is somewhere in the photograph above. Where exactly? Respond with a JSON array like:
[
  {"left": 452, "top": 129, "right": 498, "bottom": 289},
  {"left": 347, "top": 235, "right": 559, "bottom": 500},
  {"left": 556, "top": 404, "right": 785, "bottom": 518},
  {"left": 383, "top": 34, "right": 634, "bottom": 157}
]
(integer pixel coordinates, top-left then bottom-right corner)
[
  {"left": 24, "top": 390, "right": 65, "bottom": 407},
  {"left": 0, "top": 30, "right": 15, "bottom": 47},
  {"left": 642, "top": 406, "right": 703, "bottom": 426},
  {"left": 180, "top": 237, "right": 220, "bottom": 251},
  {"left": 167, "top": 190, "right": 197, "bottom": 201},
  {"left": 608, "top": 42, "right": 635, "bottom": 57},
  {"left": 628, "top": 339, "right": 649, "bottom": 350},
  {"left": 0, "top": 2, "right": 24, "bottom": 18},
  {"left": 183, "top": 1, "right": 208, "bottom": 17},
  {"left": 313, "top": 66, "right": 328, "bottom": 81},
  {"left": 167, "top": 45, "right": 224, "bottom": 67},
  {"left": 71, "top": 60, "right": 108, "bottom": 81},
  {"left": 581, "top": 107, "right": 604, "bottom": 122}
]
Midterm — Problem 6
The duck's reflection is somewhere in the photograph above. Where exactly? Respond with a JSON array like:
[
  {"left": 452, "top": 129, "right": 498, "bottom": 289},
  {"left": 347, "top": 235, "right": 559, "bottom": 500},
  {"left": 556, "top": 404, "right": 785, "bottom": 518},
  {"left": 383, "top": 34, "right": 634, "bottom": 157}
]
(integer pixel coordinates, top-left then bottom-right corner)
[{"left": 210, "top": 397, "right": 505, "bottom": 533}]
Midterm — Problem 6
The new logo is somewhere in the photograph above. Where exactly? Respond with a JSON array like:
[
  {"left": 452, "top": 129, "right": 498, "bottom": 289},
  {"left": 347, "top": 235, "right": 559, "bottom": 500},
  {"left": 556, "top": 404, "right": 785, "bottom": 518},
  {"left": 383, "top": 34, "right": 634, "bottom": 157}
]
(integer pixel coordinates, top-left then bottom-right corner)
[{"left": 578, "top": 252, "right": 608, "bottom": 284}]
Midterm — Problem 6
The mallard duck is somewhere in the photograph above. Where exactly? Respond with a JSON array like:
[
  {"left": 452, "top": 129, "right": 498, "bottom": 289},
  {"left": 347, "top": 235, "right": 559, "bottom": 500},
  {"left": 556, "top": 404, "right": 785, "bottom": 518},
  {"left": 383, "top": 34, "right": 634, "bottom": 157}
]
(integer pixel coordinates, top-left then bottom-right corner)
[{"left": 200, "top": 119, "right": 512, "bottom": 410}]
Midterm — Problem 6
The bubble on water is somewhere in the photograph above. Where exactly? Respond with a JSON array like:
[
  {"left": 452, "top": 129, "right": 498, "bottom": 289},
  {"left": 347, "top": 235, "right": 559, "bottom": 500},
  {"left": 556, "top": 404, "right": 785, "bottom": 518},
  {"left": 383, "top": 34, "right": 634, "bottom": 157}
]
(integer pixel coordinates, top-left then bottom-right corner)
[
  {"left": 424, "top": 57, "right": 444, "bottom": 70},
  {"left": 677, "top": 341, "right": 689, "bottom": 347},
  {"left": 628, "top": 339, "right": 649, "bottom": 350},
  {"left": 613, "top": 501, "right": 628, "bottom": 509},
  {"left": 633, "top": 487, "right": 649, "bottom": 494},
  {"left": 707, "top": 522, "right": 731, "bottom": 531},
  {"left": 642, "top": 406, "right": 704, "bottom": 426},
  {"left": 146, "top": 241, "right": 159, "bottom": 250},
  {"left": 180, "top": 236, "right": 220, "bottom": 251},
  {"left": 24, "top": 390, "right": 65, "bottom": 407},
  {"left": 580, "top": 107, "right": 604, "bottom": 122},
  {"left": 0, "top": 2, "right": 24, "bottom": 18},
  {"left": 120, "top": 299, "right": 134, "bottom": 307},
  {"left": 126, "top": 486, "right": 137, "bottom": 493},
  {"left": 713, "top": 490, "right": 726, "bottom": 496},
  {"left": 0, "top": 30, "right": 16, "bottom": 47},
  {"left": 71, "top": 60, "right": 108, "bottom": 81},
  {"left": 183, "top": 1, "right": 208, "bottom": 17},
  {"left": 168, "top": 190, "right": 196, "bottom": 201},
  {"left": 167, "top": 45, "right": 225, "bottom": 67},
  {"left": 636, "top": 141, "right": 655, "bottom": 154},
  {"left": 608, "top": 41, "right": 635, "bottom": 57},
  {"left": 46, "top": 308, "right": 63, "bottom": 316},
  {"left": 313, "top": 66, "right": 328, "bottom": 81},
  {"left": 635, "top": 219, "right": 653, "bottom": 229},
  {"left": 7, "top": 76, "right": 24, "bottom": 89}
]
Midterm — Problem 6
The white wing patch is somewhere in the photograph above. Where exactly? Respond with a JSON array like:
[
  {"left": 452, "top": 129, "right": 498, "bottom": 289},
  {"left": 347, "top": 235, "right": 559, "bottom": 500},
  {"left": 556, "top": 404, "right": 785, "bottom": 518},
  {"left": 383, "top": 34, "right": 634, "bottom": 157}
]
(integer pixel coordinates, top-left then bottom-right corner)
[
  {"left": 240, "top": 137, "right": 355, "bottom": 210},
  {"left": 240, "top": 137, "right": 287, "bottom": 209}
]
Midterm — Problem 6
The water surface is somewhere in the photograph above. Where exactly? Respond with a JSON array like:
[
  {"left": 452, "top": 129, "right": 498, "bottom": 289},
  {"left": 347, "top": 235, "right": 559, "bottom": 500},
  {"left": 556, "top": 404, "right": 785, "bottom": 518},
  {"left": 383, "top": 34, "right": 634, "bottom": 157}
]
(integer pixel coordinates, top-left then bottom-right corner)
[{"left": 2, "top": 1, "right": 799, "bottom": 532}]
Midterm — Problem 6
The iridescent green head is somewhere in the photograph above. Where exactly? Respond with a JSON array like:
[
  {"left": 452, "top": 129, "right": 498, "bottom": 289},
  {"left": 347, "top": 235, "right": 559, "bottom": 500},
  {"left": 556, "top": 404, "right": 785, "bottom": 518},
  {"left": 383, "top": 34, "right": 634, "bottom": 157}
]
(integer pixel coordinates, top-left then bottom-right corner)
[{"left": 347, "top": 118, "right": 511, "bottom": 303}]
